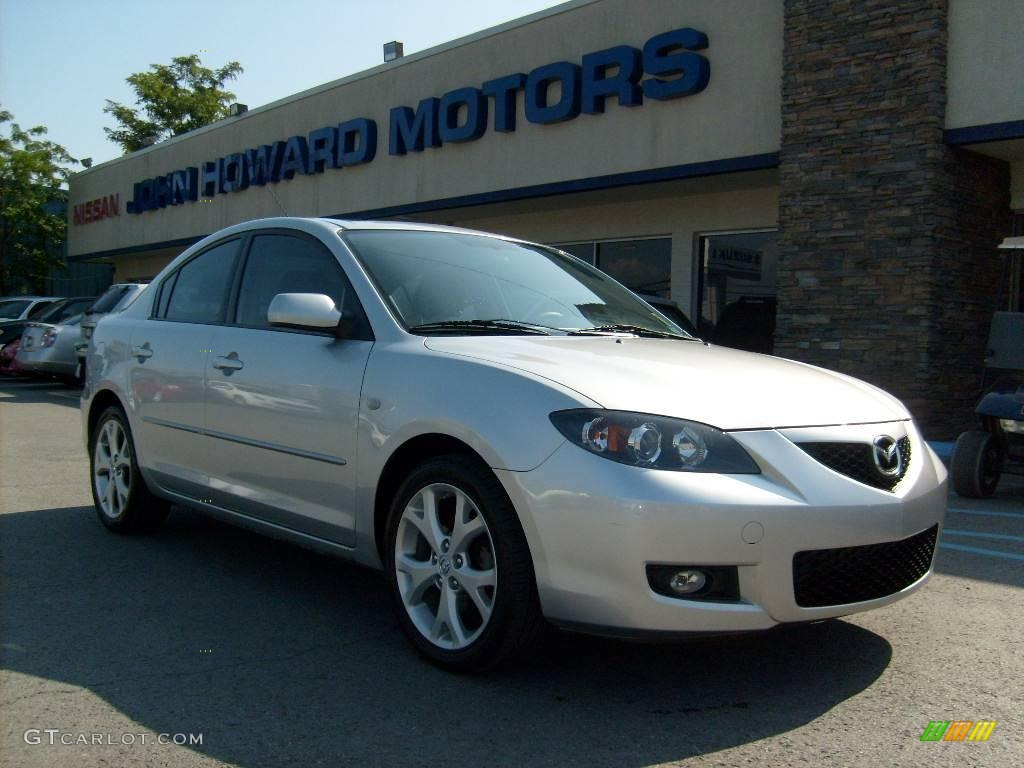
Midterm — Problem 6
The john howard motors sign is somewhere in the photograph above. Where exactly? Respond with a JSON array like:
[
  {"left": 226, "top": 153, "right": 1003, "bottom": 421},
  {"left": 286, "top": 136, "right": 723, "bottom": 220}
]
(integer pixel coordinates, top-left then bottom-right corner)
[{"left": 124, "top": 27, "right": 710, "bottom": 215}]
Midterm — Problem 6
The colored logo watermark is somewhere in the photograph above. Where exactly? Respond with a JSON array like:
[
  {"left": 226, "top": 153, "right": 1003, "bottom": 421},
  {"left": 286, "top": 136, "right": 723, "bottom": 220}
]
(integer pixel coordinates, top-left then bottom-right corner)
[{"left": 920, "top": 721, "right": 997, "bottom": 742}]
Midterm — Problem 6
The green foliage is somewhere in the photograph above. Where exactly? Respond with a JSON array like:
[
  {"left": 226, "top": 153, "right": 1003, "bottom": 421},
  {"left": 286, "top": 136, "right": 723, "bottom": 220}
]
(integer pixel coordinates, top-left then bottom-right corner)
[
  {"left": 104, "top": 54, "right": 244, "bottom": 153},
  {"left": 0, "top": 109, "right": 76, "bottom": 294}
]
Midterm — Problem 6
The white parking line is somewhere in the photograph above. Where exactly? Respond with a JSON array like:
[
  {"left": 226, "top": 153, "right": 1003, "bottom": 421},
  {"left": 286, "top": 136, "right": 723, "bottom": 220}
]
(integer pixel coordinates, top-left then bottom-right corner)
[
  {"left": 939, "top": 542, "right": 1024, "bottom": 561},
  {"left": 947, "top": 507, "right": 1024, "bottom": 520},
  {"left": 943, "top": 529, "right": 1024, "bottom": 543}
]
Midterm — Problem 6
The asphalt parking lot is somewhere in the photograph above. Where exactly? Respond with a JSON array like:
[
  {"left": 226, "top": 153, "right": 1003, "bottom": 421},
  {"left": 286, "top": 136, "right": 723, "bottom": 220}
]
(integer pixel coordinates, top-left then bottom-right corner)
[{"left": 1, "top": 377, "right": 1021, "bottom": 768}]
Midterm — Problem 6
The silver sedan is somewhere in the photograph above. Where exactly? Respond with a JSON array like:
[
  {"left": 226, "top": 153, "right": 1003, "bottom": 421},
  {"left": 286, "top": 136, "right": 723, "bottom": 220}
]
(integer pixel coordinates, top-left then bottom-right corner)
[
  {"left": 80, "top": 218, "right": 947, "bottom": 672},
  {"left": 18, "top": 314, "right": 86, "bottom": 382}
]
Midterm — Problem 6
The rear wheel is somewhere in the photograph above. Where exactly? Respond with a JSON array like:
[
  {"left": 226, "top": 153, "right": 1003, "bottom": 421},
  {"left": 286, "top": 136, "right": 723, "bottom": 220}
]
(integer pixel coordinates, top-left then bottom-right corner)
[
  {"left": 90, "top": 406, "right": 170, "bottom": 532},
  {"left": 385, "top": 455, "right": 544, "bottom": 672},
  {"left": 951, "top": 429, "right": 1001, "bottom": 498}
]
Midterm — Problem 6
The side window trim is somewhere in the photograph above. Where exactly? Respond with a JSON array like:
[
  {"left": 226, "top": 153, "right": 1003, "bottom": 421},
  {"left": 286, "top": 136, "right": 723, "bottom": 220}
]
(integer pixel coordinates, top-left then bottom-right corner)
[{"left": 225, "top": 232, "right": 255, "bottom": 326}]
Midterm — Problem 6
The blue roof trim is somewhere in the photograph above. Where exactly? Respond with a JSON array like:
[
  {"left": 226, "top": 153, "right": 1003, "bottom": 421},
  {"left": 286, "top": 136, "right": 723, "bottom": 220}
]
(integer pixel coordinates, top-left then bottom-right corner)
[
  {"left": 944, "top": 120, "right": 1024, "bottom": 146},
  {"left": 69, "top": 151, "right": 780, "bottom": 262},
  {"left": 68, "top": 235, "right": 205, "bottom": 263}
]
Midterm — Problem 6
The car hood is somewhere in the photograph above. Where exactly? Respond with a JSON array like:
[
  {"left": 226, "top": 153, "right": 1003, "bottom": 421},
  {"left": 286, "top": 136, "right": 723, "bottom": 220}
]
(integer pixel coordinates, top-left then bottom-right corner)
[{"left": 423, "top": 336, "right": 909, "bottom": 430}]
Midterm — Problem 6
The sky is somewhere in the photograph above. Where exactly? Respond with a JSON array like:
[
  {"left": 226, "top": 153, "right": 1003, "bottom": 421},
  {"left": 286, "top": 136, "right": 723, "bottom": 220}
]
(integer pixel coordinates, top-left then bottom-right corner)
[{"left": 0, "top": 0, "right": 566, "bottom": 167}]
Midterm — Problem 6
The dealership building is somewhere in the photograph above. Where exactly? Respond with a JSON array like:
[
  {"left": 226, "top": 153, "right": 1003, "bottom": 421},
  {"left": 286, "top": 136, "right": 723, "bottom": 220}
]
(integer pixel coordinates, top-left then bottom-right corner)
[{"left": 68, "top": 0, "right": 1023, "bottom": 437}]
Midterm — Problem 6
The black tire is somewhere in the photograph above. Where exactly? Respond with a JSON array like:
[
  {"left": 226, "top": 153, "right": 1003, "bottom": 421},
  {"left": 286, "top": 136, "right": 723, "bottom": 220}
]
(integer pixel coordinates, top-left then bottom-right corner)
[
  {"left": 951, "top": 429, "right": 1001, "bottom": 498},
  {"left": 90, "top": 406, "right": 170, "bottom": 533},
  {"left": 384, "top": 454, "right": 545, "bottom": 672}
]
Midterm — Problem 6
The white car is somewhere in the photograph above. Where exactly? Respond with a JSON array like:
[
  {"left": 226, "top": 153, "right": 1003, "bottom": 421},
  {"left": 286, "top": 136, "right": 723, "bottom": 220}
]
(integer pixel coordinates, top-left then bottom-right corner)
[{"left": 81, "top": 218, "right": 947, "bottom": 671}]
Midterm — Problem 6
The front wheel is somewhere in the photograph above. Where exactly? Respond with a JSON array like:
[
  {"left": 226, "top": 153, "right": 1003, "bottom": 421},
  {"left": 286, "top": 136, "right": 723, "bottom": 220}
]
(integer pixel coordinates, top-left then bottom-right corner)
[
  {"left": 90, "top": 406, "right": 170, "bottom": 532},
  {"left": 951, "top": 429, "right": 1001, "bottom": 498},
  {"left": 385, "top": 455, "right": 544, "bottom": 672}
]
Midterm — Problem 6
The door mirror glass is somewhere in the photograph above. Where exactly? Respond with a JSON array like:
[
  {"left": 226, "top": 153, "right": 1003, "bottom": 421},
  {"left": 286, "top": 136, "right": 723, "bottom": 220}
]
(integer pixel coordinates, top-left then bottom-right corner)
[{"left": 267, "top": 293, "right": 342, "bottom": 332}]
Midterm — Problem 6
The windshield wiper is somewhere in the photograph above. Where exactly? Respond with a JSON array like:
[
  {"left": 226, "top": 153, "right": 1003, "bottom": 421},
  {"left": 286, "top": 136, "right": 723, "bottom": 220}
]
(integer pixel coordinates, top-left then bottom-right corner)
[
  {"left": 407, "top": 319, "right": 557, "bottom": 335},
  {"left": 567, "top": 324, "right": 695, "bottom": 340}
]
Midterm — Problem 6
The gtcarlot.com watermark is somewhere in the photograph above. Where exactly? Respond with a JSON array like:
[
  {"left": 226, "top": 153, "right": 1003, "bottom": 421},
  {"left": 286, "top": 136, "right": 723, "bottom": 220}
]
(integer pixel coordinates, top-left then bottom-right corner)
[{"left": 24, "top": 729, "right": 203, "bottom": 747}]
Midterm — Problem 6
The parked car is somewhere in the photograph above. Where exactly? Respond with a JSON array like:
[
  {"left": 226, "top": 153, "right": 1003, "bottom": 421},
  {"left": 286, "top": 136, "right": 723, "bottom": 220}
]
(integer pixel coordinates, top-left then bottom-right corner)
[
  {"left": 635, "top": 292, "right": 699, "bottom": 336},
  {"left": 75, "top": 283, "right": 147, "bottom": 375},
  {"left": 0, "top": 296, "right": 96, "bottom": 353},
  {"left": 951, "top": 311, "right": 1024, "bottom": 497},
  {"left": 0, "top": 337, "right": 24, "bottom": 376},
  {"left": 82, "top": 218, "right": 947, "bottom": 672},
  {"left": 710, "top": 296, "right": 777, "bottom": 354},
  {"left": 0, "top": 296, "right": 60, "bottom": 322},
  {"left": 17, "top": 313, "right": 87, "bottom": 384}
]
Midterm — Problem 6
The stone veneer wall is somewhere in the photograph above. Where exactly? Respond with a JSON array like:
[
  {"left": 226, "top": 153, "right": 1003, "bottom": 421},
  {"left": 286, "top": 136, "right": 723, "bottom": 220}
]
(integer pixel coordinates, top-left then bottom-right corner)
[{"left": 776, "top": 0, "right": 1011, "bottom": 439}]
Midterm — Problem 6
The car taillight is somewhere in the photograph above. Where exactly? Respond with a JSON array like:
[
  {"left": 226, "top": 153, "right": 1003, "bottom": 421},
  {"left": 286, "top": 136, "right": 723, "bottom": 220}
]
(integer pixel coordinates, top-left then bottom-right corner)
[{"left": 41, "top": 329, "right": 58, "bottom": 347}]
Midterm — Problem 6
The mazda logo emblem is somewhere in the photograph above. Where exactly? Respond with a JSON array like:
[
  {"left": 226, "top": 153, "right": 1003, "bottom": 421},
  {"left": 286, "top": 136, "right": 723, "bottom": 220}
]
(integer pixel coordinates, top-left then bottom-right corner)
[{"left": 872, "top": 435, "right": 902, "bottom": 477}]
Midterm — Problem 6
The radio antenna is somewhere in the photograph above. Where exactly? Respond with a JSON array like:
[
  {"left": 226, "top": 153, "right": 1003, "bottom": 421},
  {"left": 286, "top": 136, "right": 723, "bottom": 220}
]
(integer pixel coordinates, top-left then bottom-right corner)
[{"left": 266, "top": 182, "right": 289, "bottom": 216}]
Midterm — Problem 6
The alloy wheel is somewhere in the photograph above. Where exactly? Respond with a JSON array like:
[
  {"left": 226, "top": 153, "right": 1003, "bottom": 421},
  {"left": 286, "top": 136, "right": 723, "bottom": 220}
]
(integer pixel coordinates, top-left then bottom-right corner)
[
  {"left": 394, "top": 483, "right": 497, "bottom": 650},
  {"left": 93, "top": 418, "right": 132, "bottom": 519}
]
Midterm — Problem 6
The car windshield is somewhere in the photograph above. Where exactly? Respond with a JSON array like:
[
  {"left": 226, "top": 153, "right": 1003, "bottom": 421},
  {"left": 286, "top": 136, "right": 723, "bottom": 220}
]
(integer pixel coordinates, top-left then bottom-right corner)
[
  {"left": 39, "top": 298, "right": 95, "bottom": 323},
  {"left": 0, "top": 299, "right": 31, "bottom": 319},
  {"left": 342, "top": 230, "right": 691, "bottom": 337}
]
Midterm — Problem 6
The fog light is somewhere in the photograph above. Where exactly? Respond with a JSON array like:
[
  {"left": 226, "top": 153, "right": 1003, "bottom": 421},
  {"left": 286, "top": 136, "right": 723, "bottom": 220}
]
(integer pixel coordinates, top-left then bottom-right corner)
[{"left": 668, "top": 569, "right": 707, "bottom": 595}]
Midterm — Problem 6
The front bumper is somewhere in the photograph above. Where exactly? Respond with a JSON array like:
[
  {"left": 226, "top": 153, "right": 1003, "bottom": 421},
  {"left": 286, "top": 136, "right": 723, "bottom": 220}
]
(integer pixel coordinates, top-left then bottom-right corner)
[{"left": 496, "top": 420, "right": 947, "bottom": 635}]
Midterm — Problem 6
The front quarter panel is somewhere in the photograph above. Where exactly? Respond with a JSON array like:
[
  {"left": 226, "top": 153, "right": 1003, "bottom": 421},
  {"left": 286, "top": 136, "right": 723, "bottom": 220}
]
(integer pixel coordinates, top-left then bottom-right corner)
[{"left": 352, "top": 339, "right": 596, "bottom": 567}]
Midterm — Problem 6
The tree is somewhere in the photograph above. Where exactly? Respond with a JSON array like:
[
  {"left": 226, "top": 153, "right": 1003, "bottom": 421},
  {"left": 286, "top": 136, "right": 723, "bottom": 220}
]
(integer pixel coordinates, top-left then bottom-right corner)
[
  {"left": 104, "top": 54, "right": 244, "bottom": 153},
  {"left": 0, "top": 109, "right": 76, "bottom": 295}
]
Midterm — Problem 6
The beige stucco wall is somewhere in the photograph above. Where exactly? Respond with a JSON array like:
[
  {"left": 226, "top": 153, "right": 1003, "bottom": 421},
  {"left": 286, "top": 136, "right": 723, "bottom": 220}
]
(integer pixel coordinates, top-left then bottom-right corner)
[
  {"left": 947, "top": 0, "right": 1024, "bottom": 129},
  {"left": 69, "top": 0, "right": 782, "bottom": 259}
]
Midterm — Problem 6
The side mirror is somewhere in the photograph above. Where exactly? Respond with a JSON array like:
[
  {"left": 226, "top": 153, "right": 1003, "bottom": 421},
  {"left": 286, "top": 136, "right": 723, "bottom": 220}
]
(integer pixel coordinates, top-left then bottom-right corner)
[{"left": 268, "top": 293, "right": 344, "bottom": 335}]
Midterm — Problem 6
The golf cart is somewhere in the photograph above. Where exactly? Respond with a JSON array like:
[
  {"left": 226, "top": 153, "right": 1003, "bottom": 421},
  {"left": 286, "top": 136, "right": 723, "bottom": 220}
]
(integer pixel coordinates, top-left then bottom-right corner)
[{"left": 951, "top": 236, "right": 1024, "bottom": 497}]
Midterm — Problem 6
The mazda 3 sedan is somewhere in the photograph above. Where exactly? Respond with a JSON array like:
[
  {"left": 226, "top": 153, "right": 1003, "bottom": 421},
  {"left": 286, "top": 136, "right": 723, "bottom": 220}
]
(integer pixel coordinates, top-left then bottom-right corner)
[{"left": 81, "top": 218, "right": 947, "bottom": 671}]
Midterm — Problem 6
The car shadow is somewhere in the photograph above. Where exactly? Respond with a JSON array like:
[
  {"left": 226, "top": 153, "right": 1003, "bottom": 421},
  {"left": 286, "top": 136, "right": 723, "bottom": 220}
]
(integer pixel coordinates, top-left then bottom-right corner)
[
  {"left": 0, "top": 505, "right": 893, "bottom": 767},
  {"left": 0, "top": 378, "right": 81, "bottom": 408}
]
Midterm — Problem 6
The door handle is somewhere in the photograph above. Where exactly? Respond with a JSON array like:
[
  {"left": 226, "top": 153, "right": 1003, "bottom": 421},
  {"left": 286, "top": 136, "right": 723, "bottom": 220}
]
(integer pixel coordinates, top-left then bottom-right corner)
[
  {"left": 212, "top": 354, "right": 244, "bottom": 374},
  {"left": 132, "top": 344, "right": 153, "bottom": 361}
]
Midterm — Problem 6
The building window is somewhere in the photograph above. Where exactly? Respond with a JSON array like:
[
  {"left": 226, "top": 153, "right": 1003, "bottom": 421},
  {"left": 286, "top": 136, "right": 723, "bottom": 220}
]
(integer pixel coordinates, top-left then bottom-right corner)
[
  {"left": 551, "top": 237, "right": 672, "bottom": 298},
  {"left": 697, "top": 230, "right": 778, "bottom": 353}
]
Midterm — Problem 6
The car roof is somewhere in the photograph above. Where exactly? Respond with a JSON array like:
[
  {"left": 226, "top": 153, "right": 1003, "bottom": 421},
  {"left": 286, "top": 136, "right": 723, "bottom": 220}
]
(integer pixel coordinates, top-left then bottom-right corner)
[{"left": 197, "top": 216, "right": 514, "bottom": 242}]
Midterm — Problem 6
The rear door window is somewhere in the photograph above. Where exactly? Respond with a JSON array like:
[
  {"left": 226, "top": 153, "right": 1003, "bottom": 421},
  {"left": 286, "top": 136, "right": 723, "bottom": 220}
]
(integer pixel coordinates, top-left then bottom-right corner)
[{"left": 163, "top": 240, "right": 240, "bottom": 324}]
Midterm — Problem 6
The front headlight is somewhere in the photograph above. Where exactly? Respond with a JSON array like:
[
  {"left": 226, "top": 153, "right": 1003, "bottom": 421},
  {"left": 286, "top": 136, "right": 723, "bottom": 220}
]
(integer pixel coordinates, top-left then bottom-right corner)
[{"left": 549, "top": 409, "right": 760, "bottom": 473}]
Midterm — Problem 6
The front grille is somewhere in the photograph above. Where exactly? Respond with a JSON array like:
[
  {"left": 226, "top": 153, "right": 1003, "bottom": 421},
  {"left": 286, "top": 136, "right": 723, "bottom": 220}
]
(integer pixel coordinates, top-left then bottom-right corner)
[
  {"left": 797, "top": 436, "right": 911, "bottom": 491},
  {"left": 793, "top": 524, "right": 938, "bottom": 608}
]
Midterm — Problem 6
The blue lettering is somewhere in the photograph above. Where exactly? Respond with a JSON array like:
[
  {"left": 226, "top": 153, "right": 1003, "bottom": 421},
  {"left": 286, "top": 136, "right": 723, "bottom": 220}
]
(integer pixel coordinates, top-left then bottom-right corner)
[
  {"left": 525, "top": 62, "right": 581, "bottom": 124},
  {"left": 279, "top": 136, "right": 309, "bottom": 180},
  {"left": 482, "top": 73, "right": 526, "bottom": 132},
  {"left": 153, "top": 176, "right": 170, "bottom": 208},
  {"left": 221, "top": 153, "right": 249, "bottom": 192},
  {"left": 389, "top": 98, "right": 441, "bottom": 155},
  {"left": 136, "top": 179, "right": 155, "bottom": 212},
  {"left": 170, "top": 168, "right": 198, "bottom": 204},
  {"left": 642, "top": 28, "right": 710, "bottom": 101},
  {"left": 200, "top": 159, "right": 221, "bottom": 197},
  {"left": 581, "top": 45, "right": 643, "bottom": 114},
  {"left": 439, "top": 87, "right": 487, "bottom": 143},
  {"left": 308, "top": 127, "right": 337, "bottom": 173},
  {"left": 244, "top": 142, "right": 284, "bottom": 186},
  {"left": 338, "top": 118, "right": 377, "bottom": 166}
]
